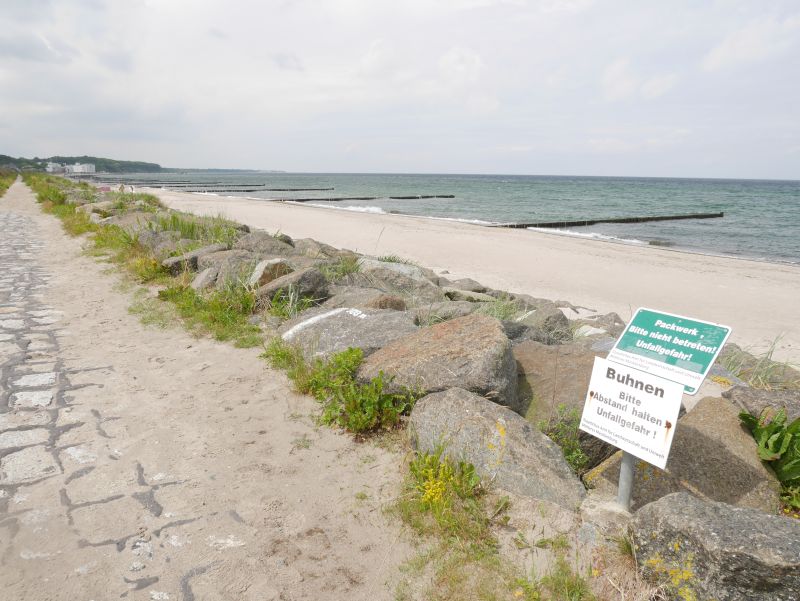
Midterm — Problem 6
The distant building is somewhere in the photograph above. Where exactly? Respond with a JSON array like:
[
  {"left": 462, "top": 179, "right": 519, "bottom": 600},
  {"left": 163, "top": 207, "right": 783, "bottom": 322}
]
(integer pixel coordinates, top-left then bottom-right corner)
[
  {"left": 64, "top": 162, "right": 96, "bottom": 174},
  {"left": 45, "top": 162, "right": 65, "bottom": 173}
]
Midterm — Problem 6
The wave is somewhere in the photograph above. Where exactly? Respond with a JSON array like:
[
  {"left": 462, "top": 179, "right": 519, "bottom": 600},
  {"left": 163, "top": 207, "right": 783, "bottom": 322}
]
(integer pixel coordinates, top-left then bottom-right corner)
[
  {"left": 526, "top": 226, "right": 647, "bottom": 246},
  {"left": 305, "top": 203, "right": 387, "bottom": 214}
]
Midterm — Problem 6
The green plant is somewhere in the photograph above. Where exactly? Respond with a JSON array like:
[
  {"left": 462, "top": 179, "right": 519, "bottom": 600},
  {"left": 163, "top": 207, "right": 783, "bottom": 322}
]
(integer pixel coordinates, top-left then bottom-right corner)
[
  {"left": 720, "top": 338, "right": 800, "bottom": 390},
  {"left": 267, "top": 286, "right": 316, "bottom": 320},
  {"left": 320, "top": 255, "right": 361, "bottom": 281},
  {"left": 262, "top": 341, "right": 415, "bottom": 434},
  {"left": 538, "top": 405, "right": 589, "bottom": 475},
  {"left": 0, "top": 169, "right": 16, "bottom": 196},
  {"left": 148, "top": 212, "right": 240, "bottom": 246},
  {"left": 476, "top": 294, "right": 520, "bottom": 321},
  {"left": 158, "top": 283, "right": 261, "bottom": 347},
  {"left": 377, "top": 254, "right": 416, "bottom": 265},
  {"left": 740, "top": 408, "right": 800, "bottom": 513}
]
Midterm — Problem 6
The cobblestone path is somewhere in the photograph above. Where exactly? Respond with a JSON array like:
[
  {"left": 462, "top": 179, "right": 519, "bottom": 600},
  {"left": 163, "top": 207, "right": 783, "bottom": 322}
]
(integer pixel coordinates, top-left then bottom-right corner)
[{"left": 0, "top": 182, "right": 407, "bottom": 600}]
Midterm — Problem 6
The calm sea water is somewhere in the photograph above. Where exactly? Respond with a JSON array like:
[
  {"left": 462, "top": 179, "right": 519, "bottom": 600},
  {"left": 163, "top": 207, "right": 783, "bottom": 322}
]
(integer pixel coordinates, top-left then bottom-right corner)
[{"left": 110, "top": 173, "right": 800, "bottom": 265}]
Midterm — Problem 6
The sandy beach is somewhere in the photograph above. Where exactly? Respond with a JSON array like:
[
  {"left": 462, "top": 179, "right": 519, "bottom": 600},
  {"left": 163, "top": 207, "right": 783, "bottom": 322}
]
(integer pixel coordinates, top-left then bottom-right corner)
[{"left": 149, "top": 189, "right": 800, "bottom": 363}]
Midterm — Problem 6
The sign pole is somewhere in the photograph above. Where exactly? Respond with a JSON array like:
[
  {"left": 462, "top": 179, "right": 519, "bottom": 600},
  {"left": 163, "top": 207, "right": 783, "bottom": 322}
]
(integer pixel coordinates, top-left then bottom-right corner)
[{"left": 617, "top": 451, "right": 636, "bottom": 512}]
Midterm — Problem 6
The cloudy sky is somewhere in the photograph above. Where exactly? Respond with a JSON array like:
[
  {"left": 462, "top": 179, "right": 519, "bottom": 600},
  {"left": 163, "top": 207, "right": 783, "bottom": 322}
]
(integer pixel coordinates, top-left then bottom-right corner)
[{"left": 1, "top": 0, "right": 798, "bottom": 178}]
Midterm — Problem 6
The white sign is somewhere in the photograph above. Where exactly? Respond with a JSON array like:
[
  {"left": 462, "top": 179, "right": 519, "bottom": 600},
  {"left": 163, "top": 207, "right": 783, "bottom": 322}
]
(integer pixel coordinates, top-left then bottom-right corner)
[{"left": 579, "top": 357, "right": 683, "bottom": 469}]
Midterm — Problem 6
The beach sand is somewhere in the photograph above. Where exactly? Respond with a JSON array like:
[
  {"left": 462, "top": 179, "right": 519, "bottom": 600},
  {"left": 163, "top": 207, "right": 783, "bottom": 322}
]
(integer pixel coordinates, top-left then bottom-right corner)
[{"left": 149, "top": 189, "right": 800, "bottom": 363}]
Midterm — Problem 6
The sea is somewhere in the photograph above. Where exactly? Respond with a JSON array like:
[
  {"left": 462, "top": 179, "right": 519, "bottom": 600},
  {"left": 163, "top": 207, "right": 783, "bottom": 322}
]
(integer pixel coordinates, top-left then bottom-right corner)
[{"left": 103, "top": 173, "right": 800, "bottom": 265}]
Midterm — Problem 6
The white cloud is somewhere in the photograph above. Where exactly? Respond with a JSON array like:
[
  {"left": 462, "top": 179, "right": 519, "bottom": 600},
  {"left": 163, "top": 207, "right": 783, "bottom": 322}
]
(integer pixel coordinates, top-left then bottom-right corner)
[
  {"left": 640, "top": 74, "right": 678, "bottom": 99},
  {"left": 438, "top": 47, "right": 484, "bottom": 85},
  {"left": 602, "top": 59, "right": 638, "bottom": 101},
  {"left": 703, "top": 14, "right": 800, "bottom": 71}
]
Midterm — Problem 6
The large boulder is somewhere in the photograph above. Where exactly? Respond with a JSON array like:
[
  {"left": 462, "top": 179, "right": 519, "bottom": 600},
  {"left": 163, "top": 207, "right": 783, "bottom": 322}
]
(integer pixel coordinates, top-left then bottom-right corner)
[
  {"left": 100, "top": 211, "right": 158, "bottom": 232},
  {"left": 723, "top": 386, "right": 800, "bottom": 422},
  {"left": 321, "top": 286, "right": 388, "bottom": 310},
  {"left": 514, "top": 304, "right": 572, "bottom": 344},
  {"left": 448, "top": 278, "right": 487, "bottom": 293},
  {"left": 234, "top": 231, "right": 296, "bottom": 257},
  {"left": 293, "top": 238, "right": 354, "bottom": 259},
  {"left": 357, "top": 313, "right": 519, "bottom": 411},
  {"left": 247, "top": 259, "right": 293, "bottom": 288},
  {"left": 631, "top": 492, "right": 800, "bottom": 601},
  {"left": 160, "top": 243, "right": 228, "bottom": 276},
  {"left": 410, "top": 388, "right": 585, "bottom": 510},
  {"left": 584, "top": 396, "right": 781, "bottom": 513},
  {"left": 411, "top": 301, "right": 478, "bottom": 326},
  {"left": 514, "top": 340, "right": 614, "bottom": 468},
  {"left": 195, "top": 249, "right": 256, "bottom": 288},
  {"left": 355, "top": 258, "right": 447, "bottom": 305},
  {"left": 442, "top": 287, "right": 496, "bottom": 303},
  {"left": 256, "top": 267, "right": 328, "bottom": 304},
  {"left": 280, "top": 307, "right": 418, "bottom": 360}
]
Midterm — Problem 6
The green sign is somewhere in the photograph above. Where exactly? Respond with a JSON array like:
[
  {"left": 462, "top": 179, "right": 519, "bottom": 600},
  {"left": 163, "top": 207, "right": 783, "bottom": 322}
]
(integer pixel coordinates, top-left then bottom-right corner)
[{"left": 607, "top": 308, "right": 731, "bottom": 394}]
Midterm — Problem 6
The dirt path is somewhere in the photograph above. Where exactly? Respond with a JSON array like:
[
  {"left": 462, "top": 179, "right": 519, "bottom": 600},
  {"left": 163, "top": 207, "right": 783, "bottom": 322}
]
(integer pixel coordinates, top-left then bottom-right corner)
[{"left": 0, "top": 180, "right": 410, "bottom": 600}]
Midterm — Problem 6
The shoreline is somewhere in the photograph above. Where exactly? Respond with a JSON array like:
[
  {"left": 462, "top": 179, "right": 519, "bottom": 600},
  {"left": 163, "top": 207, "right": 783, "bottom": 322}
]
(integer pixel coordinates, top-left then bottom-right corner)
[{"left": 145, "top": 187, "right": 800, "bottom": 363}]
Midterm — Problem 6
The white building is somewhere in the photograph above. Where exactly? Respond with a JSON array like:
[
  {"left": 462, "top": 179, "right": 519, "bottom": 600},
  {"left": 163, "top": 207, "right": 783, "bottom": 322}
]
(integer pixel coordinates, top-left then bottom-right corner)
[
  {"left": 64, "top": 162, "right": 96, "bottom": 174},
  {"left": 45, "top": 162, "right": 65, "bottom": 173}
]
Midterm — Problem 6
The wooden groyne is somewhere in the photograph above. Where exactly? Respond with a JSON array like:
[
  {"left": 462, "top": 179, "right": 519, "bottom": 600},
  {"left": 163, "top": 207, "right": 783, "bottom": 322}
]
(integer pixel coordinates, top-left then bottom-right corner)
[
  {"left": 490, "top": 212, "right": 724, "bottom": 229},
  {"left": 271, "top": 194, "right": 455, "bottom": 203}
]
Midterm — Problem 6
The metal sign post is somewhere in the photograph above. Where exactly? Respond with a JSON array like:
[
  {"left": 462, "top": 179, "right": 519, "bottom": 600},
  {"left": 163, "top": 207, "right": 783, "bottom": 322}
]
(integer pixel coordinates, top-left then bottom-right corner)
[{"left": 617, "top": 451, "right": 636, "bottom": 511}]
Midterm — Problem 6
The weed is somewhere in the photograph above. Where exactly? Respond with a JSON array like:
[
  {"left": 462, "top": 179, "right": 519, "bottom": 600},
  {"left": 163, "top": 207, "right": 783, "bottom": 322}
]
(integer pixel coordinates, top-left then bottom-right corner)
[
  {"left": 720, "top": 338, "right": 800, "bottom": 390},
  {"left": 262, "top": 340, "right": 415, "bottom": 434},
  {"left": 148, "top": 212, "right": 239, "bottom": 246},
  {"left": 158, "top": 284, "right": 262, "bottom": 347},
  {"left": 320, "top": 255, "right": 360, "bottom": 281},
  {"left": 534, "top": 534, "right": 571, "bottom": 551},
  {"left": 291, "top": 434, "right": 313, "bottom": 451},
  {"left": 0, "top": 170, "right": 17, "bottom": 197},
  {"left": 267, "top": 286, "right": 316, "bottom": 320},
  {"left": 355, "top": 491, "right": 369, "bottom": 501},
  {"left": 740, "top": 407, "right": 800, "bottom": 514},
  {"left": 476, "top": 294, "right": 520, "bottom": 321},
  {"left": 377, "top": 254, "right": 416, "bottom": 265},
  {"left": 538, "top": 405, "right": 590, "bottom": 476}
]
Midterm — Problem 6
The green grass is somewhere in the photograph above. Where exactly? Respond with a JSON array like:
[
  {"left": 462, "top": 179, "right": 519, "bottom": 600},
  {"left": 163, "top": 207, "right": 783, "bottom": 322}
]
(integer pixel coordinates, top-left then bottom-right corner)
[
  {"left": 394, "top": 449, "right": 594, "bottom": 601},
  {"left": 148, "top": 212, "right": 240, "bottom": 246},
  {"left": 262, "top": 340, "right": 416, "bottom": 433},
  {"left": 267, "top": 286, "right": 316, "bottom": 320},
  {"left": 109, "top": 191, "right": 163, "bottom": 213},
  {"left": 0, "top": 169, "right": 16, "bottom": 196},
  {"left": 476, "top": 294, "right": 520, "bottom": 321},
  {"left": 719, "top": 338, "right": 800, "bottom": 390},
  {"left": 320, "top": 255, "right": 361, "bottom": 281},
  {"left": 158, "top": 283, "right": 262, "bottom": 347},
  {"left": 538, "top": 405, "right": 590, "bottom": 476},
  {"left": 377, "top": 254, "right": 417, "bottom": 265}
]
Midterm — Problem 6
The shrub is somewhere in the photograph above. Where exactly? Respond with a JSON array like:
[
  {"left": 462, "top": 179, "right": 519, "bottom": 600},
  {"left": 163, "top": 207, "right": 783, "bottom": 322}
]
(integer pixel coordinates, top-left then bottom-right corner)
[{"left": 320, "top": 255, "right": 360, "bottom": 281}]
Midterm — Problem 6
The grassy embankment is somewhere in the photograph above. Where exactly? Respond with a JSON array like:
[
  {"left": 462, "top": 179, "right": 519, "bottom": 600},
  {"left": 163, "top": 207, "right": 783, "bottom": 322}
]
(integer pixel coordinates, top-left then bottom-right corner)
[
  {"left": 23, "top": 173, "right": 261, "bottom": 347},
  {"left": 27, "top": 173, "right": 599, "bottom": 600},
  {"left": 0, "top": 169, "right": 17, "bottom": 196}
]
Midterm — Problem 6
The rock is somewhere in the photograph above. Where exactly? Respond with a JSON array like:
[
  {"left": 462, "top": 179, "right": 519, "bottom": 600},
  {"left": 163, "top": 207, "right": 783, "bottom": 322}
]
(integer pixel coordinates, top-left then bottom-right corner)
[
  {"left": 357, "top": 313, "right": 519, "bottom": 410},
  {"left": 514, "top": 340, "right": 614, "bottom": 468},
  {"left": 233, "top": 231, "right": 296, "bottom": 258},
  {"left": 442, "top": 287, "right": 496, "bottom": 302},
  {"left": 409, "top": 388, "right": 586, "bottom": 510},
  {"left": 76, "top": 200, "right": 115, "bottom": 215},
  {"left": 515, "top": 305, "right": 572, "bottom": 344},
  {"left": 364, "top": 294, "right": 407, "bottom": 311},
  {"left": 449, "top": 278, "right": 487, "bottom": 293},
  {"left": 99, "top": 211, "right": 157, "bottom": 232},
  {"left": 411, "top": 301, "right": 478, "bottom": 326},
  {"left": 281, "top": 307, "right": 418, "bottom": 360},
  {"left": 293, "top": 238, "right": 350, "bottom": 259},
  {"left": 256, "top": 268, "right": 328, "bottom": 304},
  {"left": 160, "top": 243, "right": 229, "bottom": 276},
  {"left": 631, "top": 492, "right": 800, "bottom": 601},
  {"left": 194, "top": 250, "right": 256, "bottom": 288},
  {"left": 274, "top": 232, "right": 294, "bottom": 247},
  {"left": 723, "top": 386, "right": 800, "bottom": 422},
  {"left": 154, "top": 236, "right": 194, "bottom": 259},
  {"left": 321, "top": 286, "right": 388, "bottom": 309},
  {"left": 190, "top": 267, "right": 218, "bottom": 292},
  {"left": 247, "top": 259, "right": 293, "bottom": 288},
  {"left": 584, "top": 396, "right": 781, "bottom": 513},
  {"left": 88, "top": 213, "right": 102, "bottom": 224},
  {"left": 576, "top": 312, "right": 626, "bottom": 338},
  {"left": 356, "top": 258, "right": 446, "bottom": 304}
]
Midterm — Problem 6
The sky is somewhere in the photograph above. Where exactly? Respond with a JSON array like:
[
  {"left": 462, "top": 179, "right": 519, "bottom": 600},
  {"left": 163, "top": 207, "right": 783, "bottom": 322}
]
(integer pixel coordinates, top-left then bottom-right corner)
[{"left": 1, "top": 0, "right": 798, "bottom": 178}]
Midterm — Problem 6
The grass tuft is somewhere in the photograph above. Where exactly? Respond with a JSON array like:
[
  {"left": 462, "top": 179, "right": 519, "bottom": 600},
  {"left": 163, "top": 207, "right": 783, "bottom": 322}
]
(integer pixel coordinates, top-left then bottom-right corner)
[
  {"left": 476, "top": 294, "right": 520, "bottom": 321},
  {"left": 320, "top": 255, "right": 361, "bottom": 281},
  {"left": 719, "top": 338, "right": 800, "bottom": 390},
  {"left": 538, "top": 405, "right": 590, "bottom": 476},
  {"left": 377, "top": 254, "right": 417, "bottom": 265},
  {"left": 158, "top": 283, "right": 262, "bottom": 347},
  {"left": 262, "top": 340, "right": 415, "bottom": 433},
  {"left": 267, "top": 286, "right": 316, "bottom": 320}
]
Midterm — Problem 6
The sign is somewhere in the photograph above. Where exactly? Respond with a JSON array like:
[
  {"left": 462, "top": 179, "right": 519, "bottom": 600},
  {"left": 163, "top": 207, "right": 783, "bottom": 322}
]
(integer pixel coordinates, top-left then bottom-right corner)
[
  {"left": 607, "top": 307, "right": 731, "bottom": 395},
  {"left": 579, "top": 357, "right": 683, "bottom": 469}
]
